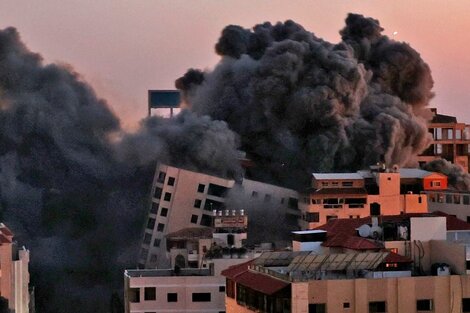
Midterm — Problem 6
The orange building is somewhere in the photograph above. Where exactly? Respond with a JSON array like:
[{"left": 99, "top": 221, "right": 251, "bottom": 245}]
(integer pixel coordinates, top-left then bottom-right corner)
[{"left": 299, "top": 167, "right": 443, "bottom": 229}]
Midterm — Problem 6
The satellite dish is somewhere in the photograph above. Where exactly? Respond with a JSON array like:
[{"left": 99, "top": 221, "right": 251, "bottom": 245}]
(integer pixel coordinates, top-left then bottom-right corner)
[
  {"left": 370, "top": 226, "right": 383, "bottom": 239},
  {"left": 357, "top": 224, "right": 371, "bottom": 238}
]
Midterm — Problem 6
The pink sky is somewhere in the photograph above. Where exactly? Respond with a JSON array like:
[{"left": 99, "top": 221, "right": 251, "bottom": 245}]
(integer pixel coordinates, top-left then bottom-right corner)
[{"left": 0, "top": 0, "right": 469, "bottom": 128}]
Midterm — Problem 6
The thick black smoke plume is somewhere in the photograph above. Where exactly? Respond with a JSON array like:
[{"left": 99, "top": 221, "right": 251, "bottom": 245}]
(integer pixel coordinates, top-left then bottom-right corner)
[
  {"left": 0, "top": 27, "right": 240, "bottom": 312},
  {"left": 424, "top": 159, "right": 470, "bottom": 191},
  {"left": 177, "top": 13, "right": 434, "bottom": 188}
]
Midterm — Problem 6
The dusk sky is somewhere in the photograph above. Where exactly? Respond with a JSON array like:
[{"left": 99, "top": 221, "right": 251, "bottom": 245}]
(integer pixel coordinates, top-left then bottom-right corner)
[{"left": 1, "top": 0, "right": 469, "bottom": 128}]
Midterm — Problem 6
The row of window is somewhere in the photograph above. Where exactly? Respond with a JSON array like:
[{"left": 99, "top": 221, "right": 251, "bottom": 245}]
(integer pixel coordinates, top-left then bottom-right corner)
[
  {"left": 303, "top": 213, "right": 360, "bottom": 223},
  {"left": 320, "top": 181, "right": 354, "bottom": 187},
  {"left": 129, "top": 288, "right": 223, "bottom": 303},
  {"left": 432, "top": 127, "right": 469, "bottom": 141},
  {"left": 146, "top": 218, "right": 165, "bottom": 232},
  {"left": 309, "top": 298, "right": 470, "bottom": 312},
  {"left": 429, "top": 193, "right": 470, "bottom": 205}
]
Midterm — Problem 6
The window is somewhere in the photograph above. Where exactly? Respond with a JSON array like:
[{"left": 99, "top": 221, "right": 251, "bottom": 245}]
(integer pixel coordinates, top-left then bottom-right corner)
[
  {"left": 190, "top": 215, "right": 198, "bottom": 224},
  {"left": 416, "top": 299, "right": 432, "bottom": 311},
  {"left": 157, "top": 223, "right": 165, "bottom": 232},
  {"left": 153, "top": 239, "right": 161, "bottom": 247},
  {"left": 140, "top": 248, "right": 148, "bottom": 260},
  {"left": 446, "top": 194, "right": 452, "bottom": 204},
  {"left": 192, "top": 292, "right": 211, "bottom": 302},
  {"left": 342, "top": 181, "right": 353, "bottom": 187},
  {"left": 147, "top": 218, "right": 156, "bottom": 230},
  {"left": 305, "top": 212, "right": 320, "bottom": 223},
  {"left": 369, "top": 301, "right": 386, "bottom": 313},
  {"left": 167, "top": 176, "right": 175, "bottom": 186},
  {"left": 144, "top": 287, "right": 156, "bottom": 301},
  {"left": 143, "top": 233, "right": 152, "bottom": 245},
  {"left": 154, "top": 187, "right": 162, "bottom": 199},
  {"left": 456, "top": 129, "right": 462, "bottom": 139},
  {"left": 167, "top": 293, "right": 178, "bottom": 302},
  {"left": 288, "top": 197, "right": 299, "bottom": 210},
  {"left": 200, "top": 214, "right": 212, "bottom": 227},
  {"left": 447, "top": 128, "right": 453, "bottom": 140},
  {"left": 164, "top": 192, "right": 171, "bottom": 201},
  {"left": 308, "top": 303, "right": 326, "bottom": 313},
  {"left": 204, "top": 199, "right": 223, "bottom": 211},
  {"left": 431, "top": 181, "right": 441, "bottom": 187},
  {"left": 208, "top": 183, "right": 229, "bottom": 197},
  {"left": 264, "top": 194, "right": 271, "bottom": 202},
  {"left": 326, "top": 215, "right": 337, "bottom": 221},
  {"left": 129, "top": 288, "right": 140, "bottom": 303},
  {"left": 197, "top": 184, "right": 205, "bottom": 193},
  {"left": 466, "top": 260, "right": 470, "bottom": 270},
  {"left": 252, "top": 191, "right": 258, "bottom": 197},
  {"left": 157, "top": 171, "right": 166, "bottom": 183},
  {"left": 464, "top": 195, "right": 470, "bottom": 205},
  {"left": 149, "top": 254, "right": 157, "bottom": 263},
  {"left": 150, "top": 202, "right": 158, "bottom": 214},
  {"left": 462, "top": 298, "right": 470, "bottom": 312},
  {"left": 344, "top": 302, "right": 350, "bottom": 308},
  {"left": 194, "top": 199, "right": 202, "bottom": 208},
  {"left": 160, "top": 207, "right": 168, "bottom": 217},
  {"left": 321, "top": 182, "right": 328, "bottom": 187},
  {"left": 219, "top": 286, "right": 225, "bottom": 292},
  {"left": 418, "top": 196, "right": 422, "bottom": 204},
  {"left": 436, "top": 143, "right": 442, "bottom": 154},
  {"left": 435, "top": 128, "right": 442, "bottom": 140}
]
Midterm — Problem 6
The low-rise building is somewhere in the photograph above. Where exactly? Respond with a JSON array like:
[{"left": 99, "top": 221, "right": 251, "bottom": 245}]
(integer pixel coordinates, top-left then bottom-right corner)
[
  {"left": 418, "top": 108, "right": 470, "bottom": 172},
  {"left": 299, "top": 167, "right": 446, "bottom": 229},
  {"left": 223, "top": 213, "right": 470, "bottom": 313},
  {"left": 0, "top": 223, "right": 31, "bottom": 313}
]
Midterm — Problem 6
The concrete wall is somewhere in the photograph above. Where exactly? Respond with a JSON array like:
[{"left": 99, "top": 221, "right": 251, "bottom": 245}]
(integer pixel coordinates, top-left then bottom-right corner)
[
  {"left": 303, "top": 275, "right": 470, "bottom": 313},
  {"left": 127, "top": 275, "right": 225, "bottom": 313},
  {"left": 430, "top": 240, "right": 466, "bottom": 274}
]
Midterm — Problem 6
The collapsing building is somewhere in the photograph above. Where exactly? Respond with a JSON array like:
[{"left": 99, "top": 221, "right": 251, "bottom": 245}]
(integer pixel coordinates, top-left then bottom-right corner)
[
  {"left": 139, "top": 163, "right": 299, "bottom": 269},
  {"left": 125, "top": 205, "right": 256, "bottom": 313}
]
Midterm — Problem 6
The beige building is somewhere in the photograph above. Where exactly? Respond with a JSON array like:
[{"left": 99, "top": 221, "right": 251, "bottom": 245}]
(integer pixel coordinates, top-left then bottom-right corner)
[
  {"left": 223, "top": 214, "right": 470, "bottom": 313},
  {"left": 139, "top": 163, "right": 298, "bottom": 268},
  {"left": 418, "top": 108, "right": 470, "bottom": 172},
  {"left": 0, "top": 223, "right": 31, "bottom": 313},
  {"left": 298, "top": 167, "right": 446, "bottom": 229}
]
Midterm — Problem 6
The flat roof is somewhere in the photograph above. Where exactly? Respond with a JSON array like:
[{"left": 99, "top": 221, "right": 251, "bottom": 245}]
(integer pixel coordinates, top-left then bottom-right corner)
[
  {"left": 292, "top": 230, "right": 327, "bottom": 235},
  {"left": 312, "top": 173, "right": 363, "bottom": 180}
]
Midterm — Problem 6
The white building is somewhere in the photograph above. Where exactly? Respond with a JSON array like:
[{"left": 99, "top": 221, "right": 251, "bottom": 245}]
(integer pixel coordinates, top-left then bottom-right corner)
[{"left": 139, "top": 163, "right": 299, "bottom": 268}]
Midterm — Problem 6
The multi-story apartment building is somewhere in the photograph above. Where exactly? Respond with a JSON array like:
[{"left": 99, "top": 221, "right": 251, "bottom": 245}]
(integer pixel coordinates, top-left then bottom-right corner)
[
  {"left": 298, "top": 167, "right": 446, "bottom": 229},
  {"left": 139, "top": 163, "right": 299, "bottom": 268},
  {"left": 0, "top": 223, "right": 31, "bottom": 313},
  {"left": 223, "top": 213, "right": 470, "bottom": 313},
  {"left": 418, "top": 108, "right": 470, "bottom": 172},
  {"left": 126, "top": 210, "right": 254, "bottom": 313}
]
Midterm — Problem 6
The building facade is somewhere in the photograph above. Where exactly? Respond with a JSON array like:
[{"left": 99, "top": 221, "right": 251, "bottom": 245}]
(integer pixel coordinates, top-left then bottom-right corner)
[
  {"left": 139, "top": 163, "right": 298, "bottom": 268},
  {"left": 223, "top": 214, "right": 470, "bottom": 313},
  {"left": 418, "top": 108, "right": 470, "bottom": 172},
  {"left": 298, "top": 167, "right": 446, "bottom": 229}
]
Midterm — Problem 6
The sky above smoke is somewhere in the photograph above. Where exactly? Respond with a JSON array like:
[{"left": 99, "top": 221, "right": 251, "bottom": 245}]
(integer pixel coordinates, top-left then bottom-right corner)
[
  {"left": 1, "top": 1, "right": 470, "bottom": 128},
  {"left": 178, "top": 14, "right": 434, "bottom": 188}
]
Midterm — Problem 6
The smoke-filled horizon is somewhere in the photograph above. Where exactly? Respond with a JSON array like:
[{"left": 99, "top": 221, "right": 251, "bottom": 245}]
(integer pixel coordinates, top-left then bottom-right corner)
[
  {"left": 0, "top": 26, "right": 241, "bottom": 312},
  {"left": 0, "top": 12, "right": 468, "bottom": 313},
  {"left": 177, "top": 13, "right": 436, "bottom": 188}
]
